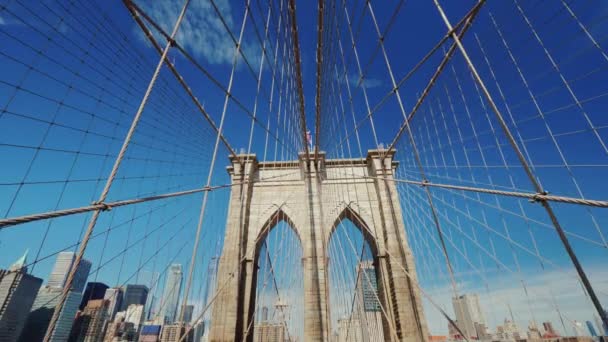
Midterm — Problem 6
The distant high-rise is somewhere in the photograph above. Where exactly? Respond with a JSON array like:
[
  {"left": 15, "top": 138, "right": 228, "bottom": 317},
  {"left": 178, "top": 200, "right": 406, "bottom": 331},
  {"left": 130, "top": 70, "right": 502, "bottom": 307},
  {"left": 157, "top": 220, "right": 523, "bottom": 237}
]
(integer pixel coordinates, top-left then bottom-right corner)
[
  {"left": 183, "top": 304, "right": 194, "bottom": 323},
  {"left": 452, "top": 293, "right": 485, "bottom": 339},
  {"left": 356, "top": 261, "right": 380, "bottom": 312},
  {"left": 104, "top": 287, "right": 123, "bottom": 321},
  {"left": 80, "top": 282, "right": 109, "bottom": 310},
  {"left": 125, "top": 304, "right": 146, "bottom": 333},
  {"left": 160, "top": 324, "right": 187, "bottom": 342},
  {"left": 139, "top": 324, "right": 162, "bottom": 342},
  {"left": 160, "top": 264, "right": 183, "bottom": 323},
  {"left": 201, "top": 256, "right": 218, "bottom": 340},
  {"left": 103, "top": 314, "right": 136, "bottom": 342},
  {"left": 0, "top": 251, "right": 43, "bottom": 341},
  {"left": 587, "top": 320, "right": 598, "bottom": 337},
  {"left": 71, "top": 299, "right": 109, "bottom": 342},
  {"left": 47, "top": 252, "right": 92, "bottom": 292},
  {"left": 354, "top": 261, "right": 383, "bottom": 342},
  {"left": 19, "top": 252, "right": 92, "bottom": 342},
  {"left": 595, "top": 314, "right": 608, "bottom": 336},
  {"left": 121, "top": 284, "right": 149, "bottom": 311},
  {"left": 543, "top": 321, "right": 558, "bottom": 337},
  {"left": 19, "top": 287, "right": 83, "bottom": 341}
]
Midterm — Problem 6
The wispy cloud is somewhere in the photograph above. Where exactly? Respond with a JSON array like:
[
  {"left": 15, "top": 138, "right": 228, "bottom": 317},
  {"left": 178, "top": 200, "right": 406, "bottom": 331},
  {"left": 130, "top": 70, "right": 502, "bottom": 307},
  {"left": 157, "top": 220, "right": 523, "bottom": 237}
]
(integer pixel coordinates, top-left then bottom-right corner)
[
  {"left": 336, "top": 73, "right": 383, "bottom": 89},
  {"left": 349, "top": 74, "right": 383, "bottom": 89},
  {"left": 135, "top": 0, "right": 245, "bottom": 66}
]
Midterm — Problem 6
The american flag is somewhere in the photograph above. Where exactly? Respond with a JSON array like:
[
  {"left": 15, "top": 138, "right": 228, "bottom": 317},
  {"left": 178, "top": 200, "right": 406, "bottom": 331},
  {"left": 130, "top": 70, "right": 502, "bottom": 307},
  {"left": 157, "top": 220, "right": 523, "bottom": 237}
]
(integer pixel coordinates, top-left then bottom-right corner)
[{"left": 306, "top": 130, "right": 312, "bottom": 145}]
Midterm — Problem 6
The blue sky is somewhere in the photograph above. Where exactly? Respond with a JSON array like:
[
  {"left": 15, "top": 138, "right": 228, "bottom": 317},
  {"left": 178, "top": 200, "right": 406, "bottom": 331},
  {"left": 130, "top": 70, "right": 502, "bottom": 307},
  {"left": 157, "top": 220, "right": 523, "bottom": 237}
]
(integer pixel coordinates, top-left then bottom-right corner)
[{"left": 1, "top": 0, "right": 608, "bottom": 336}]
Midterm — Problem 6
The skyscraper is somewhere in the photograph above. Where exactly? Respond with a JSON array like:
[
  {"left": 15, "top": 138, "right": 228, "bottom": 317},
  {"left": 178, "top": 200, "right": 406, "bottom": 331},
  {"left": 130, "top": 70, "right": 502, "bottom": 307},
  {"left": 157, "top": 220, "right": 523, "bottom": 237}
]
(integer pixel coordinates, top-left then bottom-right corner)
[
  {"left": 104, "top": 287, "right": 123, "bottom": 321},
  {"left": 543, "top": 321, "right": 558, "bottom": 337},
  {"left": 20, "top": 287, "right": 83, "bottom": 341},
  {"left": 160, "top": 264, "right": 183, "bottom": 323},
  {"left": 125, "top": 304, "right": 145, "bottom": 332},
  {"left": 201, "top": 256, "right": 218, "bottom": 341},
  {"left": 452, "top": 293, "right": 485, "bottom": 339},
  {"left": 356, "top": 261, "right": 380, "bottom": 312},
  {"left": 587, "top": 320, "right": 598, "bottom": 337},
  {"left": 121, "top": 284, "right": 149, "bottom": 311},
  {"left": 183, "top": 304, "right": 194, "bottom": 323},
  {"left": 80, "top": 282, "right": 109, "bottom": 310},
  {"left": 71, "top": 299, "right": 109, "bottom": 342},
  {"left": 0, "top": 251, "right": 43, "bottom": 341},
  {"left": 355, "top": 261, "right": 384, "bottom": 342},
  {"left": 160, "top": 324, "right": 187, "bottom": 342},
  {"left": 19, "top": 252, "right": 92, "bottom": 341},
  {"left": 47, "top": 251, "right": 92, "bottom": 292}
]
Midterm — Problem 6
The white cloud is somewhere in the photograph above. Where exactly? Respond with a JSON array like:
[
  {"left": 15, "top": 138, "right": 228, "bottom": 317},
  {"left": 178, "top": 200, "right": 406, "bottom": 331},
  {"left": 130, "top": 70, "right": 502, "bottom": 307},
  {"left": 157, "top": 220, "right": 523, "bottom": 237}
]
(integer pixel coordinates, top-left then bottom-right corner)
[
  {"left": 136, "top": 0, "right": 238, "bottom": 65},
  {"left": 336, "top": 73, "right": 383, "bottom": 90},
  {"left": 349, "top": 74, "right": 382, "bottom": 89}
]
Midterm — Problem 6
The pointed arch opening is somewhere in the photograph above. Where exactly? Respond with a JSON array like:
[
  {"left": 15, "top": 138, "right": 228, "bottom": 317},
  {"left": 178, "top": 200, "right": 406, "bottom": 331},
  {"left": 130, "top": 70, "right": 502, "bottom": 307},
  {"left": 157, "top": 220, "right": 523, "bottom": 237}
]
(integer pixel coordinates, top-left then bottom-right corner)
[
  {"left": 248, "top": 208, "right": 304, "bottom": 342},
  {"left": 327, "top": 206, "right": 388, "bottom": 341}
]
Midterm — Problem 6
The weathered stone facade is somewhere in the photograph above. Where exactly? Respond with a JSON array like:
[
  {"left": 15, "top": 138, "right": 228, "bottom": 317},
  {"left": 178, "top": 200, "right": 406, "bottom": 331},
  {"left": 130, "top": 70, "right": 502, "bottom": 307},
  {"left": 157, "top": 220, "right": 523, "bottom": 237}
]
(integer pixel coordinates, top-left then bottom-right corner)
[{"left": 209, "top": 150, "right": 428, "bottom": 341}]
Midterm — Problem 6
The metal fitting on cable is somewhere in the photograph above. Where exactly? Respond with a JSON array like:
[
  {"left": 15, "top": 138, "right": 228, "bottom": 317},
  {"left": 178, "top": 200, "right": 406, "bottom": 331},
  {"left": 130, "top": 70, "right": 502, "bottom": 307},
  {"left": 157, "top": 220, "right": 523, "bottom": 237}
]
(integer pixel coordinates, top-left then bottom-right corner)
[
  {"left": 92, "top": 201, "right": 111, "bottom": 212},
  {"left": 530, "top": 191, "right": 548, "bottom": 203},
  {"left": 421, "top": 179, "right": 429, "bottom": 187}
]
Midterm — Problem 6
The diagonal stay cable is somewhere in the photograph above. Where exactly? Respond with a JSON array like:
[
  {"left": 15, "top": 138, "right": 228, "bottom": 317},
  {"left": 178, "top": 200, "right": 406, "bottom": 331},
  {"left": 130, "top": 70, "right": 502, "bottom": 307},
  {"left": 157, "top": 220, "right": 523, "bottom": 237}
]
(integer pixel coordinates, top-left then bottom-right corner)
[
  {"left": 123, "top": 0, "right": 300, "bottom": 158},
  {"left": 42, "top": 2, "right": 192, "bottom": 339}
]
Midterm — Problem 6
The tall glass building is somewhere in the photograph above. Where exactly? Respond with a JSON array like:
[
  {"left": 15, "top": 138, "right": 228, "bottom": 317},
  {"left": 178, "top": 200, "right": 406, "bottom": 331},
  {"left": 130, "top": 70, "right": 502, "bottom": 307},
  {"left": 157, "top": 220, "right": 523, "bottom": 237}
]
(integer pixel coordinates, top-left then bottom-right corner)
[{"left": 160, "top": 264, "right": 183, "bottom": 323}]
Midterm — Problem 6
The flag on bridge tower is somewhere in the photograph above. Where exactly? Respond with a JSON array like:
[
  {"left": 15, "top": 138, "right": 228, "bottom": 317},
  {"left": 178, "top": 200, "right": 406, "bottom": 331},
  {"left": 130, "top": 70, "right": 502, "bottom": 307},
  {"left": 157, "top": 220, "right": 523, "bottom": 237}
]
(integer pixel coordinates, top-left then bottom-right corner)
[{"left": 306, "top": 130, "right": 312, "bottom": 151}]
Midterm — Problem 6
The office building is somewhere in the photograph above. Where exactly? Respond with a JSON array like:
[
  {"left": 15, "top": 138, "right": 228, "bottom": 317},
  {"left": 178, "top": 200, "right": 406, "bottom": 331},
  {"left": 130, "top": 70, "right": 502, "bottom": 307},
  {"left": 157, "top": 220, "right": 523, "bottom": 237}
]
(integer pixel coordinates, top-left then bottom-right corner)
[
  {"left": 160, "top": 264, "right": 182, "bottom": 323},
  {"left": 452, "top": 293, "right": 485, "bottom": 339},
  {"left": 527, "top": 321, "right": 542, "bottom": 339},
  {"left": 104, "top": 315, "right": 136, "bottom": 342},
  {"left": 0, "top": 251, "right": 43, "bottom": 341},
  {"left": 496, "top": 319, "right": 521, "bottom": 340},
  {"left": 354, "top": 261, "right": 383, "bottom": 342},
  {"left": 71, "top": 299, "right": 109, "bottom": 342},
  {"left": 543, "top": 321, "right": 558, "bottom": 337},
  {"left": 47, "top": 251, "right": 92, "bottom": 292},
  {"left": 356, "top": 261, "right": 380, "bottom": 312},
  {"left": 19, "top": 252, "right": 92, "bottom": 341},
  {"left": 139, "top": 325, "right": 161, "bottom": 342},
  {"left": 126, "top": 304, "right": 146, "bottom": 333},
  {"left": 20, "top": 286, "right": 83, "bottom": 341},
  {"left": 192, "top": 320, "right": 205, "bottom": 342},
  {"left": 586, "top": 320, "right": 597, "bottom": 337},
  {"left": 104, "top": 287, "right": 123, "bottom": 321},
  {"left": 121, "top": 284, "right": 149, "bottom": 311},
  {"left": 160, "top": 324, "right": 191, "bottom": 342},
  {"left": 80, "top": 282, "right": 109, "bottom": 310},
  {"left": 182, "top": 304, "right": 194, "bottom": 323}
]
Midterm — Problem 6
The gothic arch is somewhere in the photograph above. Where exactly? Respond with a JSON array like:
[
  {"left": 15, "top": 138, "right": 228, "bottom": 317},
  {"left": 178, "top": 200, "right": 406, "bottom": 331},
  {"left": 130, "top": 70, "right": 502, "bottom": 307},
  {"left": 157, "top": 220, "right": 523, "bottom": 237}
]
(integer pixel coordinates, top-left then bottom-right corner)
[
  {"left": 327, "top": 203, "right": 379, "bottom": 258},
  {"left": 242, "top": 206, "right": 304, "bottom": 342},
  {"left": 253, "top": 206, "right": 302, "bottom": 261}
]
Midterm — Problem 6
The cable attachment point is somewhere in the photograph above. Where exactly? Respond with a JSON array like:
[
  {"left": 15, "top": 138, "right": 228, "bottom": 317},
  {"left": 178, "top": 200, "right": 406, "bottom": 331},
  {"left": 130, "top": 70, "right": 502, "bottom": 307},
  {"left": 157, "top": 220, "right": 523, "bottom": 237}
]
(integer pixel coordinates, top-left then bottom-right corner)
[
  {"left": 421, "top": 179, "right": 430, "bottom": 187},
  {"left": 92, "top": 201, "right": 112, "bottom": 212},
  {"left": 530, "top": 191, "right": 548, "bottom": 203}
]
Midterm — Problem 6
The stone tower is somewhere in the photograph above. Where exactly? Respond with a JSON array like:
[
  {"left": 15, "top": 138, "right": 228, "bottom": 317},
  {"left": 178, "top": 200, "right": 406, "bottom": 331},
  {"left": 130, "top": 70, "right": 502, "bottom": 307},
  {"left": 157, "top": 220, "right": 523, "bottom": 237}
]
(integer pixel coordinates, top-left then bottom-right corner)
[{"left": 209, "top": 149, "right": 428, "bottom": 341}]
